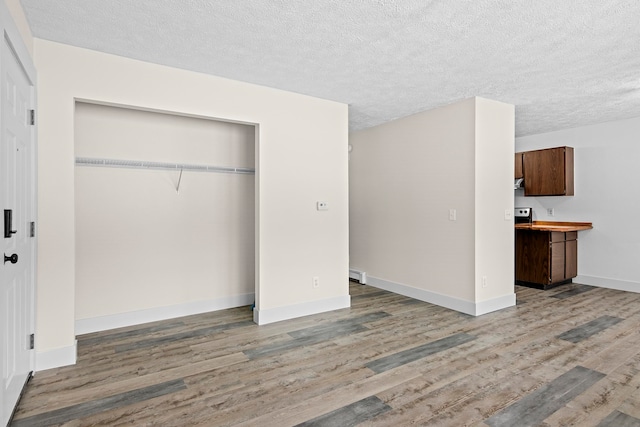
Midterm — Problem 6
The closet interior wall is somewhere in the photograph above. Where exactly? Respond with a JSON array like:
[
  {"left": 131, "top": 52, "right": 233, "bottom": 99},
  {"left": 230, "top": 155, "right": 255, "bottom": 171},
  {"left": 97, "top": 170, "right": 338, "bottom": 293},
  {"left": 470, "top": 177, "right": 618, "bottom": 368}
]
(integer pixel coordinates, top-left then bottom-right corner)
[{"left": 74, "top": 102, "right": 255, "bottom": 331}]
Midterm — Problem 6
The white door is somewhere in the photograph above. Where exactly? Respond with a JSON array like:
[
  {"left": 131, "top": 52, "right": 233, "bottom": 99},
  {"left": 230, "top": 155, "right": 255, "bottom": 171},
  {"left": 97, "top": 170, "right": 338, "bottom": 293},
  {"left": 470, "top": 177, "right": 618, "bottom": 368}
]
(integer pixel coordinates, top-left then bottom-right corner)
[{"left": 0, "top": 36, "right": 35, "bottom": 426}]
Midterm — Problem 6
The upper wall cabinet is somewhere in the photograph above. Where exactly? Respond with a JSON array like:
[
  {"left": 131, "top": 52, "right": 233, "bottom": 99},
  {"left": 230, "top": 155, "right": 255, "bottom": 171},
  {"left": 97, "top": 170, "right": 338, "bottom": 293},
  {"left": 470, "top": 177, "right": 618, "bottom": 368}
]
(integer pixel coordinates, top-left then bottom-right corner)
[
  {"left": 520, "top": 146, "right": 574, "bottom": 196},
  {"left": 514, "top": 152, "right": 524, "bottom": 179}
]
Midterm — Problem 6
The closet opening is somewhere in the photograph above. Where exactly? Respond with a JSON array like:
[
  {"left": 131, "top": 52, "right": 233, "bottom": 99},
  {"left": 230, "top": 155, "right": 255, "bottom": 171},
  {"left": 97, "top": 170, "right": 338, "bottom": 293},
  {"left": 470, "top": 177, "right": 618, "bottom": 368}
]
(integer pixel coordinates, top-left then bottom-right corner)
[{"left": 73, "top": 101, "right": 256, "bottom": 334}]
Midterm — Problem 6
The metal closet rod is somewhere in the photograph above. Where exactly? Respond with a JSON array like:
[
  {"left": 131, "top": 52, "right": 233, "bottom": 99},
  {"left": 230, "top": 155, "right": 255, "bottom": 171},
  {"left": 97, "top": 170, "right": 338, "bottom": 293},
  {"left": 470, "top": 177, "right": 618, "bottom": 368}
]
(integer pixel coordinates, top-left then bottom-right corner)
[{"left": 75, "top": 157, "right": 255, "bottom": 175}]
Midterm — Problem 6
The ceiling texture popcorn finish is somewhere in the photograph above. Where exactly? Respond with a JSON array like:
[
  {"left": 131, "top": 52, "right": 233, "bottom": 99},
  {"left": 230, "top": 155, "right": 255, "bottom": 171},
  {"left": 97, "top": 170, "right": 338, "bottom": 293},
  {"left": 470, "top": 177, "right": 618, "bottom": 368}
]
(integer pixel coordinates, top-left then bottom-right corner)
[{"left": 19, "top": 0, "right": 640, "bottom": 136}]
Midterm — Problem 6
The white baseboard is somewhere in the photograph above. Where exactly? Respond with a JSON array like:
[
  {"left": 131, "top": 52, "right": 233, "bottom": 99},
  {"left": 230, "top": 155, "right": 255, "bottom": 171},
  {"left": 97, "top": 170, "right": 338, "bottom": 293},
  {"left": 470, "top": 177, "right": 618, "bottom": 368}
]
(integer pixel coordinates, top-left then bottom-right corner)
[
  {"left": 475, "top": 293, "right": 517, "bottom": 316},
  {"left": 35, "top": 341, "right": 77, "bottom": 372},
  {"left": 75, "top": 293, "right": 255, "bottom": 335},
  {"left": 574, "top": 275, "right": 640, "bottom": 293},
  {"left": 253, "top": 295, "right": 351, "bottom": 325},
  {"left": 367, "top": 276, "right": 515, "bottom": 316}
]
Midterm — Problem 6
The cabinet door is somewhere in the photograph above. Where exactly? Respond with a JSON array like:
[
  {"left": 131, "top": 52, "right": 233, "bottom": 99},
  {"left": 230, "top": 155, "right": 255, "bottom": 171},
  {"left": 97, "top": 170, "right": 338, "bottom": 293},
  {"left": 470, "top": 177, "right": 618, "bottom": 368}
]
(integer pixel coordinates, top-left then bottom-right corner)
[
  {"left": 523, "top": 147, "right": 566, "bottom": 196},
  {"left": 550, "top": 241, "right": 566, "bottom": 283},
  {"left": 565, "top": 239, "right": 578, "bottom": 279},
  {"left": 515, "top": 152, "right": 523, "bottom": 179},
  {"left": 515, "top": 230, "right": 550, "bottom": 284}
]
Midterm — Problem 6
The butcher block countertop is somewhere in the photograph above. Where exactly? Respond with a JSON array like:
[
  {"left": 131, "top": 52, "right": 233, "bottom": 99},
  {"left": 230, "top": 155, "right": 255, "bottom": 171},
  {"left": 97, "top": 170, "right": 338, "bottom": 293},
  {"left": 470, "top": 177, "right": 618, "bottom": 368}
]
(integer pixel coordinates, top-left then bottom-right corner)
[{"left": 515, "top": 221, "right": 593, "bottom": 232}]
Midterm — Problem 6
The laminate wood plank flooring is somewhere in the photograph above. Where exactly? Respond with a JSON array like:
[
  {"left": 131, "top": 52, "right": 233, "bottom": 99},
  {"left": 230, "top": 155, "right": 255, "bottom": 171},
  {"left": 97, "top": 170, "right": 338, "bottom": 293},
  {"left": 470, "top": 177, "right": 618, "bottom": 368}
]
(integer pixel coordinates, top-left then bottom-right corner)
[
  {"left": 557, "top": 315, "right": 624, "bottom": 343},
  {"left": 486, "top": 366, "right": 606, "bottom": 427},
  {"left": 551, "top": 284, "right": 596, "bottom": 299},
  {"left": 11, "top": 380, "right": 187, "bottom": 427},
  {"left": 365, "top": 332, "right": 476, "bottom": 374},
  {"left": 597, "top": 411, "right": 640, "bottom": 427},
  {"left": 294, "top": 395, "right": 391, "bottom": 427},
  {"left": 11, "top": 282, "right": 640, "bottom": 426}
]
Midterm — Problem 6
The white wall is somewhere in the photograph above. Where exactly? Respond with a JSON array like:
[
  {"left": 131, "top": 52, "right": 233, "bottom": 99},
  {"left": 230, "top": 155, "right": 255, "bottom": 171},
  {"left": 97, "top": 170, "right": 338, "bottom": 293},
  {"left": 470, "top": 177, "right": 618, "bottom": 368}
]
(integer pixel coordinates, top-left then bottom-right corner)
[
  {"left": 74, "top": 103, "right": 255, "bottom": 332},
  {"left": 475, "top": 97, "right": 516, "bottom": 304},
  {"left": 515, "top": 116, "right": 640, "bottom": 291},
  {"left": 350, "top": 97, "right": 515, "bottom": 315},
  {"left": 34, "top": 39, "right": 349, "bottom": 370}
]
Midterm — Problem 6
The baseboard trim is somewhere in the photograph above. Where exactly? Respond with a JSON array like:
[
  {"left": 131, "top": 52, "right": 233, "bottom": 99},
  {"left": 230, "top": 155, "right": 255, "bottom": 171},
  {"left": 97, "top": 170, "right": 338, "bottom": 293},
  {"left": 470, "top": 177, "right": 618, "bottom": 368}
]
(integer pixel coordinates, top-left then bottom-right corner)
[
  {"left": 35, "top": 341, "right": 77, "bottom": 372},
  {"left": 475, "top": 293, "right": 517, "bottom": 316},
  {"left": 575, "top": 275, "right": 640, "bottom": 293},
  {"left": 367, "top": 276, "right": 515, "bottom": 316},
  {"left": 253, "top": 295, "right": 351, "bottom": 325},
  {"left": 75, "top": 293, "right": 255, "bottom": 335}
]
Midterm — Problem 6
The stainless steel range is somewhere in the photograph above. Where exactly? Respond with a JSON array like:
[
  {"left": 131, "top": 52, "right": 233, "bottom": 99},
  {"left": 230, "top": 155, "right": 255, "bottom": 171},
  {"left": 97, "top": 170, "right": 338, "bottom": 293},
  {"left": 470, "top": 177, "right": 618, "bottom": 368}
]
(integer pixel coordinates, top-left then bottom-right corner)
[{"left": 514, "top": 207, "right": 532, "bottom": 224}]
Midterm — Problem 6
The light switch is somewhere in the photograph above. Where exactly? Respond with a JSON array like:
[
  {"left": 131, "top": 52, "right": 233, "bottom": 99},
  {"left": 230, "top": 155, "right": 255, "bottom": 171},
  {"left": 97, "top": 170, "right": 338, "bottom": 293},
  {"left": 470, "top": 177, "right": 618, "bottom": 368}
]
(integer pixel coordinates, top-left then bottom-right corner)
[
  {"left": 449, "top": 209, "right": 457, "bottom": 221},
  {"left": 505, "top": 209, "right": 512, "bottom": 220}
]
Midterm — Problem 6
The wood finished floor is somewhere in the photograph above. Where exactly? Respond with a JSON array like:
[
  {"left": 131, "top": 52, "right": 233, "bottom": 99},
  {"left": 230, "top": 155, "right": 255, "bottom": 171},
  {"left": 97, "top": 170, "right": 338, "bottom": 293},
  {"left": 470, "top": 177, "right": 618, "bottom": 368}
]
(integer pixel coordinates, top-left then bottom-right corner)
[{"left": 11, "top": 282, "right": 640, "bottom": 426}]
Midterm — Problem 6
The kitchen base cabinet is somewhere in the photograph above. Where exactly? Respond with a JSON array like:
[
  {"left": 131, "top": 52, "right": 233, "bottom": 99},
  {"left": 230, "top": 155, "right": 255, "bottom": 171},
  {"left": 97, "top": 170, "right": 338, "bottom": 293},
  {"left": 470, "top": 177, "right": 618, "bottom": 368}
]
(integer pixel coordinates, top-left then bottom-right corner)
[{"left": 515, "top": 230, "right": 578, "bottom": 290}]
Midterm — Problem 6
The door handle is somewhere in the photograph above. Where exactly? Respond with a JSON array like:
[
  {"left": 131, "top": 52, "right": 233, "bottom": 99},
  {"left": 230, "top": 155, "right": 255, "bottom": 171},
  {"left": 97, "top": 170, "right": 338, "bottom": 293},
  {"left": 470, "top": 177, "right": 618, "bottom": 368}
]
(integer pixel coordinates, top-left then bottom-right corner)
[
  {"left": 4, "top": 210, "right": 17, "bottom": 238},
  {"left": 4, "top": 253, "right": 18, "bottom": 264}
]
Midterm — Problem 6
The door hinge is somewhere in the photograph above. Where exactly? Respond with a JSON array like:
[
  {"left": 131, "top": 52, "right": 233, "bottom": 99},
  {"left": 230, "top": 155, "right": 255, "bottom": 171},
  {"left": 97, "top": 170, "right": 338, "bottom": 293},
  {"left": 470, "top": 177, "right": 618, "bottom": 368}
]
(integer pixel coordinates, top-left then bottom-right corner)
[
  {"left": 29, "top": 333, "right": 34, "bottom": 350},
  {"left": 29, "top": 109, "right": 35, "bottom": 125},
  {"left": 30, "top": 221, "right": 35, "bottom": 238}
]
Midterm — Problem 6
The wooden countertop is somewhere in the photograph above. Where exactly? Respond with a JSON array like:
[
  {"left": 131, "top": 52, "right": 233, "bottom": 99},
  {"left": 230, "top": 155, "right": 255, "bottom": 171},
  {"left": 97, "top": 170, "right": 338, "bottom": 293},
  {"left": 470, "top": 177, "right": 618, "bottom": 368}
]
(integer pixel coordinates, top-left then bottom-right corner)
[{"left": 515, "top": 221, "right": 593, "bottom": 232}]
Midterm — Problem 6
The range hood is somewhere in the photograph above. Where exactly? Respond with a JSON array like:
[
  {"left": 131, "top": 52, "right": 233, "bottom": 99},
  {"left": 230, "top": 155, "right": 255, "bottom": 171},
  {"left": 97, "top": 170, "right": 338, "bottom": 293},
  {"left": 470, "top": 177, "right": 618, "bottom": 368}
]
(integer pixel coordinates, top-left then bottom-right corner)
[{"left": 514, "top": 178, "right": 524, "bottom": 190}]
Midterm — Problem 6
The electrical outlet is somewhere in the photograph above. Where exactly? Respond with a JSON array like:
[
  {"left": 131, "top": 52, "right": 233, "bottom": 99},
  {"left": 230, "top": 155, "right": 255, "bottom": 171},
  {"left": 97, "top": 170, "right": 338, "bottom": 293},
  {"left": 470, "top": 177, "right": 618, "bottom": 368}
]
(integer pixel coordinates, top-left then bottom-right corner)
[
  {"left": 547, "top": 208, "right": 555, "bottom": 217},
  {"left": 312, "top": 276, "right": 320, "bottom": 288},
  {"left": 317, "top": 201, "right": 328, "bottom": 211},
  {"left": 482, "top": 276, "right": 487, "bottom": 288}
]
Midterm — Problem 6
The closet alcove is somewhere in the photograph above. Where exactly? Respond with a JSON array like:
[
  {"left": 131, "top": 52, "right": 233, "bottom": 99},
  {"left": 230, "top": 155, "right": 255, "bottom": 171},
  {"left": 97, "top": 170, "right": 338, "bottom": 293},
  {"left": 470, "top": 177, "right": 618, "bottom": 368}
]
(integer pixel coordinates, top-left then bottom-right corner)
[{"left": 74, "top": 102, "right": 256, "bottom": 332}]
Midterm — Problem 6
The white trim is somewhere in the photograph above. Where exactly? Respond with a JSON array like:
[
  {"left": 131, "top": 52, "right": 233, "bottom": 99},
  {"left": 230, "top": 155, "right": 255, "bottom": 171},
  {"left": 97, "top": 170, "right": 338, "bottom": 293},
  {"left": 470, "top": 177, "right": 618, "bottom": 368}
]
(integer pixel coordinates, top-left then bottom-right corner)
[
  {"left": 35, "top": 341, "right": 77, "bottom": 372},
  {"left": 75, "top": 293, "right": 255, "bottom": 335},
  {"left": 475, "top": 293, "right": 516, "bottom": 316},
  {"left": 253, "top": 295, "right": 351, "bottom": 325},
  {"left": 367, "top": 276, "right": 475, "bottom": 314},
  {"left": 575, "top": 275, "right": 640, "bottom": 293},
  {"left": 367, "top": 275, "right": 515, "bottom": 316},
  {"left": 0, "top": 2, "right": 36, "bottom": 80}
]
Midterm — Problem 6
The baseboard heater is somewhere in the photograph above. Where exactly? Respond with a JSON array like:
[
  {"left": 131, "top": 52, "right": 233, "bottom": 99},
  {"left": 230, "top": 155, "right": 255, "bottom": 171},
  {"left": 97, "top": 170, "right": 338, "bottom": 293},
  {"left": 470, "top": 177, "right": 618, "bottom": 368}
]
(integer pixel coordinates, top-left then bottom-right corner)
[{"left": 349, "top": 269, "right": 367, "bottom": 284}]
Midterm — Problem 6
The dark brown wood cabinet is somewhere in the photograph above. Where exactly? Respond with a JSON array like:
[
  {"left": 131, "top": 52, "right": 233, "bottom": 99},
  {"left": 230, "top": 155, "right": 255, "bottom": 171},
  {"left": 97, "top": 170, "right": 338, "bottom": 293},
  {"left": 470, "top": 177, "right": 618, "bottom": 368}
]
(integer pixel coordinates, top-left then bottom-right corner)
[
  {"left": 516, "top": 230, "right": 578, "bottom": 289},
  {"left": 514, "top": 152, "right": 523, "bottom": 179},
  {"left": 522, "top": 146, "right": 574, "bottom": 196}
]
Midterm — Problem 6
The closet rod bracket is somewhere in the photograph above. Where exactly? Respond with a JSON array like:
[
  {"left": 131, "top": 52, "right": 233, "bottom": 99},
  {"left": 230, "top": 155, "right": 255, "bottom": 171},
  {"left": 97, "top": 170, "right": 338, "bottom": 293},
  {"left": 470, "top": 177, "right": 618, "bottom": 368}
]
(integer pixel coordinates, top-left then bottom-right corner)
[{"left": 176, "top": 169, "right": 183, "bottom": 193}]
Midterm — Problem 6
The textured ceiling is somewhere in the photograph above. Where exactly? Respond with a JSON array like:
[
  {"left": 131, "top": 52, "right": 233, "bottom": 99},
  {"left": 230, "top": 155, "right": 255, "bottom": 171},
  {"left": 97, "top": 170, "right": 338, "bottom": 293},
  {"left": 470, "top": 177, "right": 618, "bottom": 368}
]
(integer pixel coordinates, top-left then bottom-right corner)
[{"left": 19, "top": 0, "right": 640, "bottom": 136}]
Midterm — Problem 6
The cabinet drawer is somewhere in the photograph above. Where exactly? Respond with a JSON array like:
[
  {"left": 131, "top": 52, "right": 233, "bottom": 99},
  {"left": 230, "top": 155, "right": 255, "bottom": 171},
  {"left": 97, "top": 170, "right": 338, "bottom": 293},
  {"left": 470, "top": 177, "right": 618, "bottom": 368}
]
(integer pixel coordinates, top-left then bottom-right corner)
[{"left": 550, "top": 231, "right": 577, "bottom": 242}]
